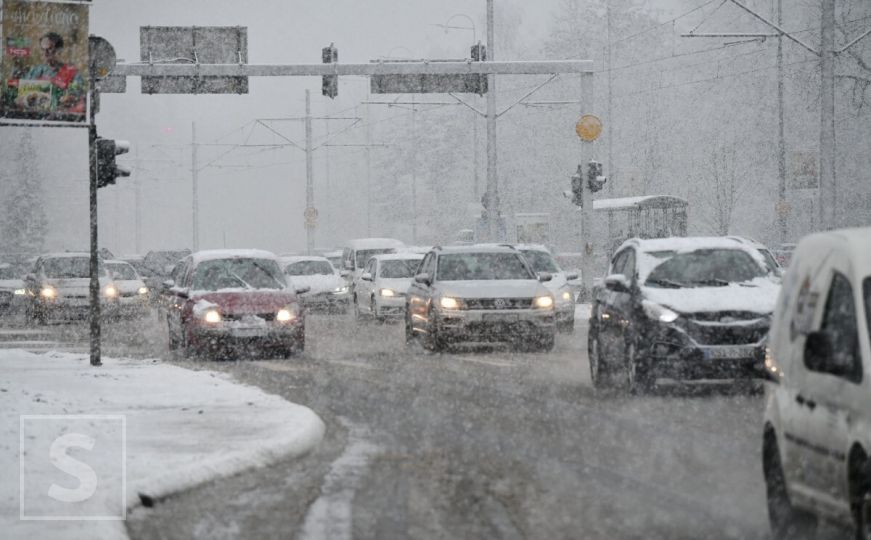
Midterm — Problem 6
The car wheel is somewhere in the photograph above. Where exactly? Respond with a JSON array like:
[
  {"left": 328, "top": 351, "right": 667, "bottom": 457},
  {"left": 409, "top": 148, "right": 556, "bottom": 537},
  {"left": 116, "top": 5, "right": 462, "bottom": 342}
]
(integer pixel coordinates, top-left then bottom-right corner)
[
  {"left": 589, "top": 333, "right": 608, "bottom": 389},
  {"left": 423, "top": 310, "right": 444, "bottom": 353},
  {"left": 763, "top": 430, "right": 817, "bottom": 540}
]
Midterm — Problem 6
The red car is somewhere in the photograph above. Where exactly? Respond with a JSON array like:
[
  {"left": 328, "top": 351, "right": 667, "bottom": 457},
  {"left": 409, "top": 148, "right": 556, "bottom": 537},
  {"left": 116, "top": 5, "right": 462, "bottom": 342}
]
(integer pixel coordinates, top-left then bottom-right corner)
[{"left": 165, "top": 250, "right": 306, "bottom": 359}]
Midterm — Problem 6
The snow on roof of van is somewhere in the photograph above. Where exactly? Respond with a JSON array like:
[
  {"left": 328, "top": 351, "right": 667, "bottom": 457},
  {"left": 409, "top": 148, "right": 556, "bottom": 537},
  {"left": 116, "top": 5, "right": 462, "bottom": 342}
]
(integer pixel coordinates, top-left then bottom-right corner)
[
  {"left": 592, "top": 195, "right": 688, "bottom": 211},
  {"left": 800, "top": 227, "right": 871, "bottom": 272},
  {"left": 346, "top": 238, "right": 405, "bottom": 249},
  {"left": 278, "top": 255, "right": 330, "bottom": 264},
  {"left": 191, "top": 249, "right": 278, "bottom": 265},
  {"left": 370, "top": 253, "right": 424, "bottom": 262}
]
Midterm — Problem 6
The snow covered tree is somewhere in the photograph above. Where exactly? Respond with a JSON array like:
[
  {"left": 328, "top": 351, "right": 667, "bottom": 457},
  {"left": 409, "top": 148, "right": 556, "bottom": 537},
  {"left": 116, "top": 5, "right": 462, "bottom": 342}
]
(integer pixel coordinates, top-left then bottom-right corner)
[{"left": 0, "top": 130, "right": 48, "bottom": 256}]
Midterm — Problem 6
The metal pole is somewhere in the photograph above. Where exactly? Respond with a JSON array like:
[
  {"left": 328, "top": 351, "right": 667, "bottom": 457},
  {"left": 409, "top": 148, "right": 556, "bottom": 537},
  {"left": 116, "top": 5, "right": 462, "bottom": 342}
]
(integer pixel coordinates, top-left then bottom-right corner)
[
  {"left": 411, "top": 95, "right": 418, "bottom": 243},
  {"left": 192, "top": 121, "right": 199, "bottom": 250},
  {"left": 135, "top": 147, "right": 141, "bottom": 254},
  {"left": 606, "top": 0, "right": 614, "bottom": 195},
  {"left": 324, "top": 116, "right": 331, "bottom": 246},
  {"left": 473, "top": 103, "right": 479, "bottom": 200},
  {"left": 485, "top": 0, "right": 500, "bottom": 240},
  {"left": 776, "top": 0, "right": 787, "bottom": 242},
  {"left": 305, "top": 90, "right": 315, "bottom": 254},
  {"left": 364, "top": 102, "right": 373, "bottom": 236},
  {"left": 580, "top": 72, "right": 596, "bottom": 299},
  {"left": 819, "top": 0, "right": 836, "bottom": 230},
  {"left": 88, "top": 63, "right": 101, "bottom": 367}
]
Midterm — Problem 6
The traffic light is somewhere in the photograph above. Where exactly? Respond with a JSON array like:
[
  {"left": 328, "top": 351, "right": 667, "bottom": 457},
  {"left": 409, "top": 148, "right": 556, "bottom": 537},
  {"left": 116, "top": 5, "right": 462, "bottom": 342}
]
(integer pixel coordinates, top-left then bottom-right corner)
[
  {"left": 469, "top": 42, "right": 488, "bottom": 95},
  {"left": 322, "top": 43, "right": 338, "bottom": 99},
  {"left": 95, "top": 138, "right": 131, "bottom": 188},
  {"left": 587, "top": 160, "right": 607, "bottom": 193},
  {"left": 569, "top": 164, "right": 583, "bottom": 206}
]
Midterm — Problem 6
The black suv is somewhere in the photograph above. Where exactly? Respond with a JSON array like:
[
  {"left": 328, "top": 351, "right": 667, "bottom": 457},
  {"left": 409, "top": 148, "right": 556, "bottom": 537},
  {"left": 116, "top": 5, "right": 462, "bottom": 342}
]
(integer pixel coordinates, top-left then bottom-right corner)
[{"left": 588, "top": 237, "right": 780, "bottom": 392}]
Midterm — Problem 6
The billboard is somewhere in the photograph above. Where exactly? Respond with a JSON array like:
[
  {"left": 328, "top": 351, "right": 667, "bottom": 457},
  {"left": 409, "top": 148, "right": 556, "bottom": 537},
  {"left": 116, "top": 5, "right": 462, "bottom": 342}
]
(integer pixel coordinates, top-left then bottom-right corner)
[{"left": 1, "top": 0, "right": 89, "bottom": 123}]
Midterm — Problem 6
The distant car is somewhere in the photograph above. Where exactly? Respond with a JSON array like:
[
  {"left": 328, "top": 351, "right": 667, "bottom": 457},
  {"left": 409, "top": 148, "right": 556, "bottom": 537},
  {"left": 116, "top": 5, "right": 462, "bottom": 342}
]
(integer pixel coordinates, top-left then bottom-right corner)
[
  {"left": 727, "top": 236, "right": 783, "bottom": 277},
  {"left": 353, "top": 253, "right": 423, "bottom": 321},
  {"left": 165, "top": 250, "right": 305, "bottom": 358},
  {"left": 341, "top": 238, "right": 405, "bottom": 283},
  {"left": 771, "top": 243, "right": 796, "bottom": 268},
  {"left": 23, "top": 253, "right": 118, "bottom": 324},
  {"left": 104, "top": 260, "right": 150, "bottom": 319},
  {"left": 761, "top": 227, "right": 871, "bottom": 539},
  {"left": 405, "top": 244, "right": 556, "bottom": 352},
  {"left": 140, "top": 249, "right": 191, "bottom": 303},
  {"left": 0, "top": 263, "right": 26, "bottom": 317},
  {"left": 588, "top": 237, "right": 780, "bottom": 393},
  {"left": 280, "top": 255, "right": 349, "bottom": 314},
  {"left": 515, "top": 244, "right": 578, "bottom": 333},
  {"left": 322, "top": 250, "right": 344, "bottom": 272}
]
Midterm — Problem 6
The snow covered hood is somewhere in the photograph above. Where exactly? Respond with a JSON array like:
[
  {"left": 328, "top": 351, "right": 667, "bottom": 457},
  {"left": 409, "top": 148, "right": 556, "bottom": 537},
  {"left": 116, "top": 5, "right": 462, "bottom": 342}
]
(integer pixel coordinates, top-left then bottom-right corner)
[
  {"left": 376, "top": 277, "right": 414, "bottom": 295},
  {"left": 438, "top": 280, "right": 550, "bottom": 299},
  {"left": 289, "top": 273, "right": 345, "bottom": 294},
  {"left": 642, "top": 277, "right": 781, "bottom": 315}
]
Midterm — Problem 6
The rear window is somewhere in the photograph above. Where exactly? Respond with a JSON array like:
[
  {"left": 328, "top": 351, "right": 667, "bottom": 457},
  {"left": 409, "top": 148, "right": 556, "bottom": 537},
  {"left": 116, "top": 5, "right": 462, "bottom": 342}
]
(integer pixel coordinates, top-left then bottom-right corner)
[
  {"left": 379, "top": 259, "right": 420, "bottom": 278},
  {"left": 43, "top": 257, "right": 105, "bottom": 279},
  {"left": 520, "top": 250, "right": 560, "bottom": 273}
]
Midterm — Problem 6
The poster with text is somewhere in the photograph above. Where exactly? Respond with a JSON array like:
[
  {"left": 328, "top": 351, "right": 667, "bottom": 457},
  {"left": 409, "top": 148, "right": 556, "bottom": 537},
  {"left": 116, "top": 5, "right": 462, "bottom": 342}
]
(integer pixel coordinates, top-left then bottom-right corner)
[{"left": 1, "top": 0, "right": 89, "bottom": 123}]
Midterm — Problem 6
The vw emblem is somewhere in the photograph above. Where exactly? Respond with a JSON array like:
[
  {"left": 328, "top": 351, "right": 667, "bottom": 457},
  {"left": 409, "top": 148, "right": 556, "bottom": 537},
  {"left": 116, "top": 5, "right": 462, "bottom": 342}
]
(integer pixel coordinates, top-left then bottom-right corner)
[{"left": 494, "top": 298, "right": 507, "bottom": 309}]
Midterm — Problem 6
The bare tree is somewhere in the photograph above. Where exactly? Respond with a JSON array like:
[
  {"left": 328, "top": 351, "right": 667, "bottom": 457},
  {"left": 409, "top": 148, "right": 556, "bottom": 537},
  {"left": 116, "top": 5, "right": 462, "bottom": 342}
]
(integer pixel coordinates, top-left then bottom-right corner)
[{"left": 694, "top": 142, "right": 748, "bottom": 235}]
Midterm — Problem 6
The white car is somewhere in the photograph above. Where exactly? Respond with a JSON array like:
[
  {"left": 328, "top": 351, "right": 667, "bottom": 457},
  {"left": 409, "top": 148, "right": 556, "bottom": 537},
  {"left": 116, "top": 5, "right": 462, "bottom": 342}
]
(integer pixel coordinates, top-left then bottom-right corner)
[
  {"left": 762, "top": 226, "right": 871, "bottom": 539},
  {"left": 515, "top": 244, "right": 578, "bottom": 333},
  {"left": 23, "top": 253, "right": 118, "bottom": 324},
  {"left": 281, "top": 255, "right": 350, "bottom": 314},
  {"left": 354, "top": 253, "right": 423, "bottom": 321},
  {"left": 105, "top": 260, "right": 150, "bottom": 319},
  {"left": 0, "top": 263, "right": 26, "bottom": 317},
  {"left": 340, "top": 237, "right": 405, "bottom": 284}
]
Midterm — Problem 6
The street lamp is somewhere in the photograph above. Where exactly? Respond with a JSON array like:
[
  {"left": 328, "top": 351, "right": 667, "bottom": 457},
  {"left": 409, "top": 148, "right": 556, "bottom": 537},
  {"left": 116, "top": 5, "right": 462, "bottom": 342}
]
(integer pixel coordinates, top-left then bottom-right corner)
[{"left": 436, "top": 14, "right": 481, "bottom": 201}]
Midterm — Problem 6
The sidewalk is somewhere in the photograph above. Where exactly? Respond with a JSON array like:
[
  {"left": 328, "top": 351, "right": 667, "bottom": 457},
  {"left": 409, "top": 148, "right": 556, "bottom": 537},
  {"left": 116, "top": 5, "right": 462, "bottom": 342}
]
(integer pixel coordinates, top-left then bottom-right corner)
[{"left": 1, "top": 350, "right": 325, "bottom": 539}]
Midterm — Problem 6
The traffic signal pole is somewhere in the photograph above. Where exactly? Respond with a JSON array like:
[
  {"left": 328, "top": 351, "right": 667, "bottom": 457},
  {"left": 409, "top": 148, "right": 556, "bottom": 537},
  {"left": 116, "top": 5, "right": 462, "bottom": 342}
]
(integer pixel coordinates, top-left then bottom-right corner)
[
  {"left": 88, "top": 60, "right": 102, "bottom": 367},
  {"left": 305, "top": 90, "right": 315, "bottom": 254},
  {"left": 483, "top": 0, "right": 500, "bottom": 241},
  {"left": 579, "top": 72, "right": 596, "bottom": 300}
]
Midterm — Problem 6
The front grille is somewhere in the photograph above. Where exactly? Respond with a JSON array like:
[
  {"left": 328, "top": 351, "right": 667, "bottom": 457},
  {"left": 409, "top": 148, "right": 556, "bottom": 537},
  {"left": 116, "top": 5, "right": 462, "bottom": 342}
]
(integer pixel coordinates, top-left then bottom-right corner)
[
  {"left": 689, "top": 311, "right": 767, "bottom": 322},
  {"left": 686, "top": 323, "right": 768, "bottom": 345},
  {"left": 222, "top": 313, "right": 276, "bottom": 322},
  {"left": 464, "top": 297, "right": 534, "bottom": 310}
]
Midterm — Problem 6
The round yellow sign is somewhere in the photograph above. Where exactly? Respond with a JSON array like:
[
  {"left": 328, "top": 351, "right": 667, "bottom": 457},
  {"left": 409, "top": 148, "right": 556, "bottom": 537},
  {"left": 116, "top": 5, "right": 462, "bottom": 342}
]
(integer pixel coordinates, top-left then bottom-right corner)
[{"left": 575, "top": 115, "right": 603, "bottom": 142}]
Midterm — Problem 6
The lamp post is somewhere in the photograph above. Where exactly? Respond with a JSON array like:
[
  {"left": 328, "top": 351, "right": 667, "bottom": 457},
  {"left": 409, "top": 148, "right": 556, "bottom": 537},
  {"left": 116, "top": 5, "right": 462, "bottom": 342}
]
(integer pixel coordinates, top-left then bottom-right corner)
[{"left": 436, "top": 14, "right": 481, "bottom": 201}]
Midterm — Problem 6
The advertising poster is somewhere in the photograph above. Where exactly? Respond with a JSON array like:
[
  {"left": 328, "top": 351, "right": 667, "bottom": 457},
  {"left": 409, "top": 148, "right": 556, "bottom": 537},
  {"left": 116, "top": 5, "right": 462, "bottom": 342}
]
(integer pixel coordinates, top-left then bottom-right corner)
[{"left": 1, "top": 0, "right": 89, "bottom": 123}]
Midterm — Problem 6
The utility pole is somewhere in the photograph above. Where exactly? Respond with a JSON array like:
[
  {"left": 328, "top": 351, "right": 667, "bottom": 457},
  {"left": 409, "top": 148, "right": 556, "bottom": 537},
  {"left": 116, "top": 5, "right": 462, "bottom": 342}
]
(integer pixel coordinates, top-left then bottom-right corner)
[
  {"left": 305, "top": 89, "right": 315, "bottom": 254},
  {"left": 819, "top": 0, "right": 836, "bottom": 230},
  {"left": 134, "top": 148, "right": 141, "bottom": 254},
  {"left": 484, "top": 0, "right": 501, "bottom": 241},
  {"left": 606, "top": 1, "right": 614, "bottom": 195},
  {"left": 364, "top": 102, "right": 373, "bottom": 236},
  {"left": 324, "top": 116, "right": 331, "bottom": 246},
  {"left": 191, "top": 121, "right": 199, "bottom": 251},
  {"left": 579, "top": 73, "right": 596, "bottom": 299},
  {"left": 88, "top": 61, "right": 101, "bottom": 367},
  {"left": 776, "top": 0, "right": 787, "bottom": 242}
]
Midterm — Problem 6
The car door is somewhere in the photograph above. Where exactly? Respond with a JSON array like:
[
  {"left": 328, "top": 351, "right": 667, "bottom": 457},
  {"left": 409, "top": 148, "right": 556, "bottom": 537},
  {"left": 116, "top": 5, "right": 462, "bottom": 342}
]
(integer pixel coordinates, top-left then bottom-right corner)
[
  {"left": 598, "top": 249, "right": 631, "bottom": 360},
  {"left": 798, "top": 266, "right": 863, "bottom": 517},
  {"left": 166, "top": 257, "right": 192, "bottom": 335},
  {"left": 359, "top": 259, "right": 376, "bottom": 312},
  {"left": 408, "top": 253, "right": 435, "bottom": 332}
]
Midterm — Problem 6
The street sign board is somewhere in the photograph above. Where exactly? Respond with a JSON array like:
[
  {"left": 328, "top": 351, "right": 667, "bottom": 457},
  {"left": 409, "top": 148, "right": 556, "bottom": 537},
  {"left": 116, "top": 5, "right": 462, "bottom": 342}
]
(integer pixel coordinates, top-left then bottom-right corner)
[
  {"left": 575, "top": 114, "right": 602, "bottom": 142},
  {"left": 789, "top": 151, "right": 818, "bottom": 190},
  {"left": 370, "top": 59, "right": 486, "bottom": 94},
  {"left": 139, "top": 26, "right": 248, "bottom": 94},
  {"left": 1, "top": 0, "right": 90, "bottom": 124}
]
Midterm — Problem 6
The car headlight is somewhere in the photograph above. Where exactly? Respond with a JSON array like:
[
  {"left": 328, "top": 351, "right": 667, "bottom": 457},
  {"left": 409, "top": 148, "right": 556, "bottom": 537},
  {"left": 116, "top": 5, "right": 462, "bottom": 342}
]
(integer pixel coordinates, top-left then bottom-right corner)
[
  {"left": 380, "top": 288, "right": 396, "bottom": 297},
  {"left": 103, "top": 285, "right": 118, "bottom": 299},
  {"left": 203, "top": 309, "right": 222, "bottom": 323},
  {"left": 333, "top": 286, "right": 349, "bottom": 294},
  {"left": 439, "top": 296, "right": 462, "bottom": 310},
  {"left": 559, "top": 288, "right": 574, "bottom": 303},
  {"left": 534, "top": 295, "right": 555, "bottom": 309},
  {"left": 764, "top": 346, "right": 783, "bottom": 379},
  {"left": 40, "top": 286, "right": 56, "bottom": 299},
  {"left": 138, "top": 286, "right": 148, "bottom": 295},
  {"left": 642, "top": 300, "right": 679, "bottom": 323},
  {"left": 276, "top": 304, "right": 300, "bottom": 323},
  {"left": 13, "top": 288, "right": 26, "bottom": 296}
]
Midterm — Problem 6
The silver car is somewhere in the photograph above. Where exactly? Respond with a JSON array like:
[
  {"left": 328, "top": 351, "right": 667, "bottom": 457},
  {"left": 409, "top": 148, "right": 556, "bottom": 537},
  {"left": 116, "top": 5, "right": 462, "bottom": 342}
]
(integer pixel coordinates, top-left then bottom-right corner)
[{"left": 405, "top": 245, "right": 556, "bottom": 352}]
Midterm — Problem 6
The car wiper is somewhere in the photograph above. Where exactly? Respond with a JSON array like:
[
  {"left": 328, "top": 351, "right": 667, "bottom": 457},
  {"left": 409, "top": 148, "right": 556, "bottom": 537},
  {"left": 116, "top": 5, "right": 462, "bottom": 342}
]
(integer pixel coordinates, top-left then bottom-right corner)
[
  {"left": 251, "top": 261, "right": 286, "bottom": 289},
  {"left": 645, "top": 278, "right": 685, "bottom": 288},
  {"left": 691, "top": 278, "right": 730, "bottom": 287},
  {"left": 227, "top": 271, "right": 251, "bottom": 289}
]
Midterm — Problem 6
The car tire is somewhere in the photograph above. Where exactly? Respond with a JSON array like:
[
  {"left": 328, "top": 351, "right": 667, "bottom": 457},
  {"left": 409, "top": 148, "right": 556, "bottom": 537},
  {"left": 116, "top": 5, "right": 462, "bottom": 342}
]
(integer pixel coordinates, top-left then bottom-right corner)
[
  {"left": 404, "top": 312, "right": 415, "bottom": 345},
  {"left": 625, "top": 341, "right": 653, "bottom": 395},
  {"left": 763, "top": 430, "right": 817, "bottom": 540},
  {"left": 423, "top": 310, "right": 444, "bottom": 353},
  {"left": 589, "top": 333, "right": 608, "bottom": 390}
]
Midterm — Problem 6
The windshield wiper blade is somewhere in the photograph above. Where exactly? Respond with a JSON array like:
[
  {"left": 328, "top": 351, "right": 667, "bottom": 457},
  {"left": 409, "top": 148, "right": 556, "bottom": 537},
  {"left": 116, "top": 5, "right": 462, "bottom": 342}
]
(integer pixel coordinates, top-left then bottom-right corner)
[
  {"left": 692, "top": 278, "right": 730, "bottom": 287},
  {"left": 645, "top": 278, "right": 685, "bottom": 288},
  {"left": 228, "top": 271, "right": 251, "bottom": 289}
]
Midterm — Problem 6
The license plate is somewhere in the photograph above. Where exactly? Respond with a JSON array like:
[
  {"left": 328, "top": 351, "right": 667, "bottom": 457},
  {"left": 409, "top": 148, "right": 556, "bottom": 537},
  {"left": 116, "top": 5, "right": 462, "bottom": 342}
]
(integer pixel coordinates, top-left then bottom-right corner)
[
  {"left": 704, "top": 347, "right": 753, "bottom": 360},
  {"left": 483, "top": 313, "right": 518, "bottom": 322},
  {"left": 231, "top": 327, "right": 266, "bottom": 338}
]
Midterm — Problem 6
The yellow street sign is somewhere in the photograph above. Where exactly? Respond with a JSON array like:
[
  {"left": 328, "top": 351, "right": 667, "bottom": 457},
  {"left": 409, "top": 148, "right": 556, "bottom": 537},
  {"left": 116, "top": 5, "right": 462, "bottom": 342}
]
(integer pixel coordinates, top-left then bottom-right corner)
[{"left": 575, "top": 115, "right": 602, "bottom": 142}]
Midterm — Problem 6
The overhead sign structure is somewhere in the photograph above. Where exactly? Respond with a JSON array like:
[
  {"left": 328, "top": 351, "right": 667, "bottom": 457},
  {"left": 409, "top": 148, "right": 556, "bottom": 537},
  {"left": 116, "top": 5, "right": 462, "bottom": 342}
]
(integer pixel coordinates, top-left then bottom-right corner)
[
  {"left": 370, "top": 59, "right": 487, "bottom": 95},
  {"left": 575, "top": 114, "right": 602, "bottom": 142},
  {"left": 0, "top": 0, "right": 90, "bottom": 123},
  {"left": 140, "top": 26, "right": 248, "bottom": 94}
]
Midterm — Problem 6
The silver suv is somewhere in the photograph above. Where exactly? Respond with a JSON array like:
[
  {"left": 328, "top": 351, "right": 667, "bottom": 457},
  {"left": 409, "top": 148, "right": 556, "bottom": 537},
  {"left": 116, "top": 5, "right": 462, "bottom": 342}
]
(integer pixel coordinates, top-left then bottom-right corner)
[{"left": 405, "top": 245, "right": 556, "bottom": 352}]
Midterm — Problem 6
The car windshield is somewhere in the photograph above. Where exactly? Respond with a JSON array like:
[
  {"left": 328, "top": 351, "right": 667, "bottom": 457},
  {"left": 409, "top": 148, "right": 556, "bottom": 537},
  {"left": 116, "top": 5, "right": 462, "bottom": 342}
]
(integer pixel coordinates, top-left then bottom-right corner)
[
  {"left": 437, "top": 253, "right": 533, "bottom": 281},
  {"left": 379, "top": 259, "right": 420, "bottom": 278},
  {"left": 757, "top": 249, "right": 780, "bottom": 274},
  {"left": 520, "top": 250, "right": 560, "bottom": 273},
  {"left": 192, "top": 258, "right": 286, "bottom": 291},
  {"left": 43, "top": 257, "right": 104, "bottom": 279},
  {"left": 285, "top": 260, "right": 334, "bottom": 276},
  {"left": 644, "top": 249, "right": 765, "bottom": 288},
  {"left": 356, "top": 249, "right": 394, "bottom": 268},
  {"left": 108, "top": 264, "right": 138, "bottom": 280},
  {"left": 0, "top": 266, "right": 15, "bottom": 279}
]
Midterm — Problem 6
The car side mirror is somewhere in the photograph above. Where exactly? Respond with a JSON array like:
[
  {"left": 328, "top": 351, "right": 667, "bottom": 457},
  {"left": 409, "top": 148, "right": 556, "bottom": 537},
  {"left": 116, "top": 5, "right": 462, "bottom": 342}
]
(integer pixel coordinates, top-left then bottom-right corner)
[
  {"left": 604, "top": 274, "right": 631, "bottom": 293},
  {"left": 804, "top": 331, "right": 833, "bottom": 372},
  {"left": 565, "top": 272, "right": 579, "bottom": 281},
  {"left": 361, "top": 272, "right": 373, "bottom": 282},
  {"left": 340, "top": 270, "right": 350, "bottom": 278},
  {"left": 414, "top": 273, "right": 432, "bottom": 286},
  {"left": 162, "top": 279, "right": 174, "bottom": 290},
  {"left": 538, "top": 272, "right": 553, "bottom": 282},
  {"left": 295, "top": 286, "right": 311, "bottom": 295}
]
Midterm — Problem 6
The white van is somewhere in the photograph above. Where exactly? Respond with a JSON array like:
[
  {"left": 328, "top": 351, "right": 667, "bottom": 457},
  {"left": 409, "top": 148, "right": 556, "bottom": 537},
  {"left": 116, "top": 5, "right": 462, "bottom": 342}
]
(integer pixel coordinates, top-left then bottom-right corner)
[
  {"left": 762, "top": 226, "right": 871, "bottom": 538},
  {"left": 341, "top": 238, "right": 405, "bottom": 276}
]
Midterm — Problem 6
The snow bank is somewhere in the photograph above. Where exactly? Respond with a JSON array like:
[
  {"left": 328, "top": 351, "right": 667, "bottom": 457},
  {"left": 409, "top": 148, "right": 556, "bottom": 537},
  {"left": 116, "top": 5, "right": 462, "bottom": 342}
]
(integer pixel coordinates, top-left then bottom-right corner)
[{"left": 0, "top": 350, "right": 324, "bottom": 539}]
